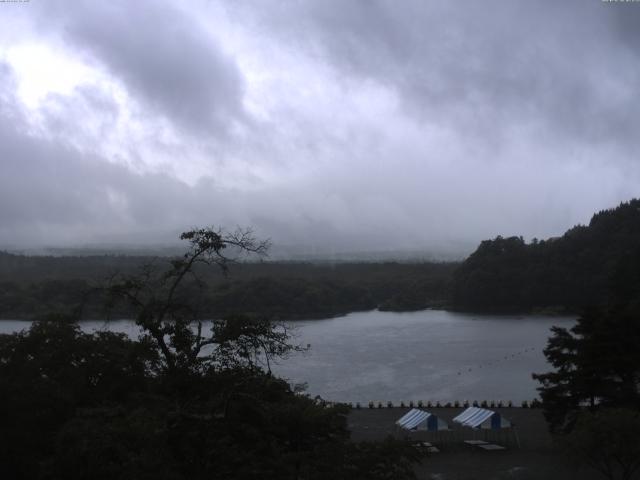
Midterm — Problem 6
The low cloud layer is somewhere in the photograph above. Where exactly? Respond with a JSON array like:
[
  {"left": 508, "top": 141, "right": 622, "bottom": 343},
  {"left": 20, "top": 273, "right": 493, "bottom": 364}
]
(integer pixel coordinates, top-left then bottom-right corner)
[{"left": 0, "top": 1, "right": 639, "bottom": 257}]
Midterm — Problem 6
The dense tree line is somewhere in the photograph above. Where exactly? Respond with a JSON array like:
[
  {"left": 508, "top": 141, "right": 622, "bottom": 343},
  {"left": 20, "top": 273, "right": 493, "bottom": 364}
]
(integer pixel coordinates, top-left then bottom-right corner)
[
  {"left": 0, "top": 228, "right": 421, "bottom": 479},
  {"left": 534, "top": 245, "right": 640, "bottom": 430},
  {"left": 3, "top": 199, "right": 639, "bottom": 319},
  {"left": 452, "top": 199, "right": 640, "bottom": 312},
  {"left": 0, "top": 254, "right": 455, "bottom": 320},
  {"left": 533, "top": 245, "right": 640, "bottom": 480}
]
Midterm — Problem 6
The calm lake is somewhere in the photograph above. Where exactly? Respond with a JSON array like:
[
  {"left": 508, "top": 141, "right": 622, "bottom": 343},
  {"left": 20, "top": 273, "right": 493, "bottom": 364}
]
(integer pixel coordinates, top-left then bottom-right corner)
[{"left": 0, "top": 310, "right": 574, "bottom": 403}]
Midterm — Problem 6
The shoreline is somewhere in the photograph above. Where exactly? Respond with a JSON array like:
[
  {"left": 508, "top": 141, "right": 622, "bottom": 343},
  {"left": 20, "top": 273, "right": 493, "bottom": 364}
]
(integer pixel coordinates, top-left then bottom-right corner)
[{"left": 0, "top": 306, "right": 578, "bottom": 322}]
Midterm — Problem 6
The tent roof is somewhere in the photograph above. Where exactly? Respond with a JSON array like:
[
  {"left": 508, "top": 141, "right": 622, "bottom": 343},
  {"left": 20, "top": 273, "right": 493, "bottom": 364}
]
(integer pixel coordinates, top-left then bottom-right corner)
[
  {"left": 396, "top": 409, "right": 449, "bottom": 431},
  {"left": 453, "top": 407, "right": 511, "bottom": 429},
  {"left": 453, "top": 407, "right": 493, "bottom": 427},
  {"left": 396, "top": 409, "right": 430, "bottom": 430}
]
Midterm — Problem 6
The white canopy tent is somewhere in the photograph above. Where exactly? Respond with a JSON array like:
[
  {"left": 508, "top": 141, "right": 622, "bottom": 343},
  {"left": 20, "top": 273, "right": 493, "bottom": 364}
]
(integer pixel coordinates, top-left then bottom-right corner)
[
  {"left": 453, "top": 407, "right": 511, "bottom": 430},
  {"left": 396, "top": 409, "right": 449, "bottom": 432}
]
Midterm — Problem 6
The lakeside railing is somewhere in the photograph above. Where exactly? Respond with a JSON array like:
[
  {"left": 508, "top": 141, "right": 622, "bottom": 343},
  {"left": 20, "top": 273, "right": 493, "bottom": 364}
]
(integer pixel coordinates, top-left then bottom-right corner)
[{"left": 315, "top": 399, "right": 542, "bottom": 409}]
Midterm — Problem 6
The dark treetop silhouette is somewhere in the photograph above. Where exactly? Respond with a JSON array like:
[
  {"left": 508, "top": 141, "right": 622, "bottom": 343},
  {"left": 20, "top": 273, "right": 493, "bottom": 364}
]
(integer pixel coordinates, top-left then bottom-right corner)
[{"left": 0, "top": 227, "right": 421, "bottom": 480}]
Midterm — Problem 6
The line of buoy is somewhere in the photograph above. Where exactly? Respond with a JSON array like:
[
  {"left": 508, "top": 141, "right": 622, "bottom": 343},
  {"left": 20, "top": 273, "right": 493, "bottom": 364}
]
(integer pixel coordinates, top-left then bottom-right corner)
[{"left": 455, "top": 347, "right": 537, "bottom": 376}]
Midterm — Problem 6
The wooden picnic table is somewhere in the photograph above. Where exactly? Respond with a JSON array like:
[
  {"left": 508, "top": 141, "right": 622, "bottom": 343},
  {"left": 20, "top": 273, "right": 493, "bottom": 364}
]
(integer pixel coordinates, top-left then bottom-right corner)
[
  {"left": 464, "top": 440, "right": 488, "bottom": 446},
  {"left": 413, "top": 441, "right": 440, "bottom": 453},
  {"left": 477, "top": 444, "right": 506, "bottom": 451},
  {"left": 464, "top": 439, "right": 506, "bottom": 451}
]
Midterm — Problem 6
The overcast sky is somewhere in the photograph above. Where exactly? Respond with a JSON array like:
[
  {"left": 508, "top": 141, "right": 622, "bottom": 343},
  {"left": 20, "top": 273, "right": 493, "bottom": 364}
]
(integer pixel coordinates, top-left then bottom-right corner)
[{"left": 0, "top": 0, "right": 639, "bottom": 256}]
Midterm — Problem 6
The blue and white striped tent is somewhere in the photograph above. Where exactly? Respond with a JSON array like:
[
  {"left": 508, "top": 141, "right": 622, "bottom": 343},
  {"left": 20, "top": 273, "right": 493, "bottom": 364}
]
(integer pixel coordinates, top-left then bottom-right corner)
[
  {"left": 453, "top": 407, "right": 511, "bottom": 430},
  {"left": 396, "top": 409, "right": 449, "bottom": 431}
]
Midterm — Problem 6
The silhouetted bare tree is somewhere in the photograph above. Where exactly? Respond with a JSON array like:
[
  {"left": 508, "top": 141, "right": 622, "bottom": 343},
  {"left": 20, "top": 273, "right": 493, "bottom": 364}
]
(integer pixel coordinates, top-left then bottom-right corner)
[{"left": 103, "top": 226, "right": 293, "bottom": 374}]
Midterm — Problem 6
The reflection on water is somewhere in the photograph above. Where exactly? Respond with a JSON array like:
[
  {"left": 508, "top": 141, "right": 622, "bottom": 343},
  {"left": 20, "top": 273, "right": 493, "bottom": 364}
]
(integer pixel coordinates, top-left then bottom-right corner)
[{"left": 0, "top": 310, "right": 574, "bottom": 403}]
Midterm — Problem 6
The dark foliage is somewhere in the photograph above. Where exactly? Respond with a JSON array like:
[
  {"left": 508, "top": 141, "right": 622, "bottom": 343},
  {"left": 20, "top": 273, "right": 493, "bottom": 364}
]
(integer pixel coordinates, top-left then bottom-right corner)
[
  {"left": 453, "top": 199, "right": 640, "bottom": 312},
  {"left": 532, "top": 233, "right": 640, "bottom": 480},
  {"left": 0, "top": 318, "right": 376, "bottom": 479},
  {"left": 0, "top": 254, "right": 455, "bottom": 320},
  {"left": 533, "top": 244, "right": 640, "bottom": 432},
  {"left": 0, "top": 316, "right": 158, "bottom": 479},
  {"left": 561, "top": 409, "right": 640, "bottom": 480},
  {"left": 533, "top": 306, "right": 640, "bottom": 432},
  {"left": 0, "top": 228, "right": 422, "bottom": 479}
]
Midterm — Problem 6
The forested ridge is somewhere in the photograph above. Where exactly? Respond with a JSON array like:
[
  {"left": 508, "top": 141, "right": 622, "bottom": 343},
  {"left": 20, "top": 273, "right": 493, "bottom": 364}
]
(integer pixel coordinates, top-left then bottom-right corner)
[
  {"left": 2, "top": 199, "right": 639, "bottom": 319},
  {"left": 0, "top": 254, "right": 455, "bottom": 319},
  {"left": 452, "top": 199, "right": 640, "bottom": 312}
]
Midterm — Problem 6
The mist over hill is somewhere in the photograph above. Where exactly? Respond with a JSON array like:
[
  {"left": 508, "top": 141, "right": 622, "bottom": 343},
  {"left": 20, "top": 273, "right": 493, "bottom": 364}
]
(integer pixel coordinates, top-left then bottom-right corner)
[
  {"left": 1, "top": 198, "right": 639, "bottom": 319},
  {"left": 3, "top": 242, "right": 473, "bottom": 263}
]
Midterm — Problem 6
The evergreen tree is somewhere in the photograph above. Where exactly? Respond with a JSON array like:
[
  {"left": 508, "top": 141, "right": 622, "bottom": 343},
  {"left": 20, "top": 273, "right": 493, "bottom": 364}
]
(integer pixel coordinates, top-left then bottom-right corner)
[{"left": 534, "top": 247, "right": 640, "bottom": 432}]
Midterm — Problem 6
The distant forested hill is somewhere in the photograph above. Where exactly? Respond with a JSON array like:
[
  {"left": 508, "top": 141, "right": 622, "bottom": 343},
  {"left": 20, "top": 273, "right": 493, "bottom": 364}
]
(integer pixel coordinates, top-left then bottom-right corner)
[
  {"left": 3, "top": 199, "right": 637, "bottom": 319},
  {"left": 452, "top": 199, "right": 640, "bottom": 312},
  {"left": 0, "top": 253, "right": 456, "bottom": 319}
]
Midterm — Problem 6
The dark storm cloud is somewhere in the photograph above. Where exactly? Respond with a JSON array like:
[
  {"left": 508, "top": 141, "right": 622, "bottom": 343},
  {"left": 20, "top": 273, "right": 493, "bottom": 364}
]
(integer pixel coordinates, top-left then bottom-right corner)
[
  {"left": 609, "top": 2, "right": 640, "bottom": 48},
  {"left": 242, "top": 0, "right": 640, "bottom": 152},
  {"left": 0, "top": 61, "right": 197, "bottom": 244},
  {"left": 0, "top": 106, "right": 182, "bottom": 243},
  {"left": 0, "top": 62, "right": 445, "bottom": 252},
  {"left": 1, "top": 1, "right": 639, "bottom": 255},
  {"left": 0, "top": 62, "right": 348, "bottom": 249},
  {"left": 0, "top": 61, "right": 20, "bottom": 121},
  {"left": 36, "top": 0, "right": 246, "bottom": 136},
  {"left": 41, "top": 85, "right": 121, "bottom": 147}
]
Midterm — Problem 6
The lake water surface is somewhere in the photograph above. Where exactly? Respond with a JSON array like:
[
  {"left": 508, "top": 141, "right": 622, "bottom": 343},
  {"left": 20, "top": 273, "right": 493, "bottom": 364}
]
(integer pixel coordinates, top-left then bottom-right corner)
[
  {"left": 276, "top": 310, "right": 574, "bottom": 404},
  {"left": 0, "top": 310, "right": 574, "bottom": 403}
]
